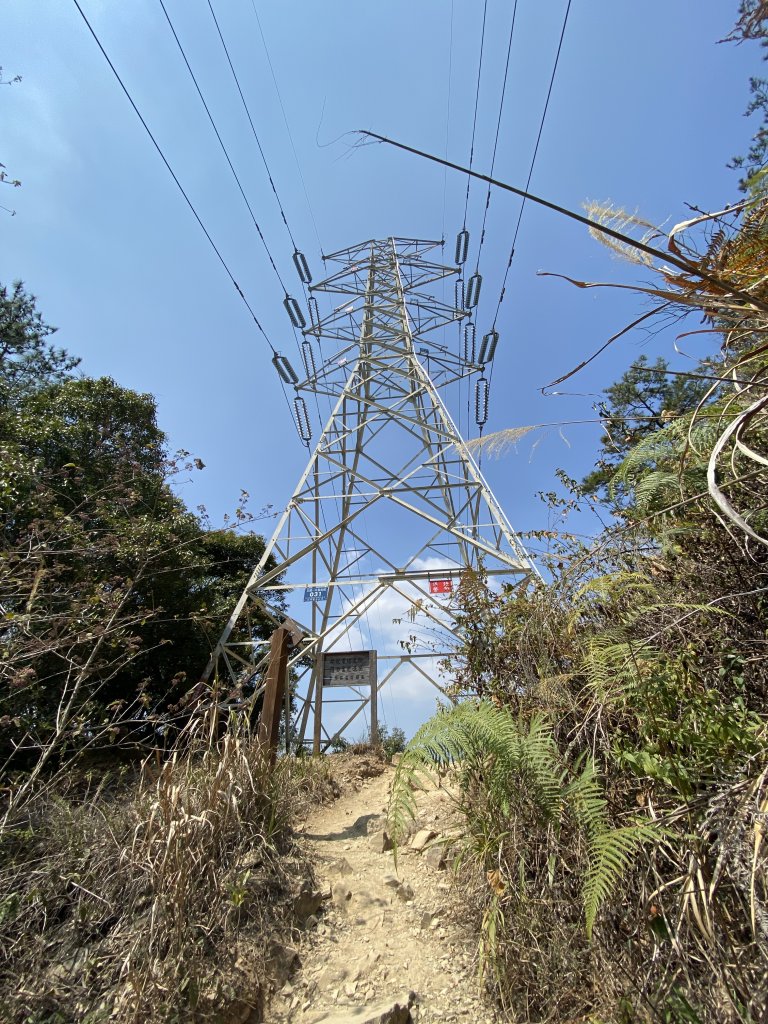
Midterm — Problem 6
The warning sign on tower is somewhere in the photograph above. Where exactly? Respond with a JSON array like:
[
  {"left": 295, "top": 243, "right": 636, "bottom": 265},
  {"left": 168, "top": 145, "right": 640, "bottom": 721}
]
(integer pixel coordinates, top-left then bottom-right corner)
[{"left": 429, "top": 579, "right": 453, "bottom": 595}]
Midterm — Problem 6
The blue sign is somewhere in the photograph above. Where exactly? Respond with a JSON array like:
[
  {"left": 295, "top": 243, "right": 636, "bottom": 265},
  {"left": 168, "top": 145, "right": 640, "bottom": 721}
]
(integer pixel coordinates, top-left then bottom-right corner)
[{"left": 304, "top": 586, "right": 329, "bottom": 602}]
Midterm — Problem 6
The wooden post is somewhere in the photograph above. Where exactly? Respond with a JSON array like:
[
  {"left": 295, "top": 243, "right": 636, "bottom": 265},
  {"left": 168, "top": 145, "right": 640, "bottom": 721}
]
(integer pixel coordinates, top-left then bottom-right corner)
[
  {"left": 369, "top": 649, "right": 378, "bottom": 747},
  {"left": 257, "top": 623, "right": 301, "bottom": 767},
  {"left": 313, "top": 653, "right": 324, "bottom": 755}
]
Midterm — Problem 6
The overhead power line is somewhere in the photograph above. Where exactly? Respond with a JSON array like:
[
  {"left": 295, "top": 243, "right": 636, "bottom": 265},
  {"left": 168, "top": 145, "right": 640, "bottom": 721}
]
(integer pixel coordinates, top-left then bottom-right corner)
[
  {"left": 462, "top": 0, "right": 489, "bottom": 229},
  {"left": 491, "top": 0, "right": 573, "bottom": 329},
  {"left": 249, "top": 0, "right": 324, "bottom": 257},
  {"left": 440, "top": 0, "right": 455, "bottom": 249},
  {"left": 157, "top": 0, "right": 289, "bottom": 293},
  {"left": 206, "top": 0, "right": 300, "bottom": 258},
  {"left": 70, "top": 0, "right": 276, "bottom": 351},
  {"left": 473, "top": 0, "right": 519, "bottom": 272},
  {"left": 358, "top": 131, "right": 768, "bottom": 315}
]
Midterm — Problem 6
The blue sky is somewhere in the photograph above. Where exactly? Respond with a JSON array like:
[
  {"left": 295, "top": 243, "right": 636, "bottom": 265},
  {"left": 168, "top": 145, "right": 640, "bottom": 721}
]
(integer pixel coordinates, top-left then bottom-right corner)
[{"left": 2, "top": 1, "right": 761, "bottom": 735}]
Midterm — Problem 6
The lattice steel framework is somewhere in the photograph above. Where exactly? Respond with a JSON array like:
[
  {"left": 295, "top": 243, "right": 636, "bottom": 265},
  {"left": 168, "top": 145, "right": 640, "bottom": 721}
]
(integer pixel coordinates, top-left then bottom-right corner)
[{"left": 203, "top": 237, "right": 536, "bottom": 750}]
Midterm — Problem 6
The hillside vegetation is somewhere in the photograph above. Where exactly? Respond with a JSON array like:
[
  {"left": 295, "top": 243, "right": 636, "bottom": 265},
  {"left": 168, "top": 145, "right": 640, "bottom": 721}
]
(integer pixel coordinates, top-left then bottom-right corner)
[
  {"left": 389, "top": 6, "right": 768, "bottom": 1021},
  {"left": 3, "top": 4, "right": 768, "bottom": 1023}
]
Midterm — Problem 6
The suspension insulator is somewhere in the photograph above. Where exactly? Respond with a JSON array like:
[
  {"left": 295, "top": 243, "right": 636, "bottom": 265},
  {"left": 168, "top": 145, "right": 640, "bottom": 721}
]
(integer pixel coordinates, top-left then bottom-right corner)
[
  {"left": 465, "top": 272, "right": 482, "bottom": 309},
  {"left": 294, "top": 395, "right": 312, "bottom": 444},
  {"left": 301, "top": 339, "right": 317, "bottom": 381},
  {"left": 454, "top": 278, "right": 465, "bottom": 311},
  {"left": 283, "top": 294, "right": 307, "bottom": 329},
  {"left": 272, "top": 353, "right": 298, "bottom": 385},
  {"left": 455, "top": 228, "right": 469, "bottom": 266},
  {"left": 463, "top": 322, "right": 476, "bottom": 364},
  {"left": 292, "top": 250, "right": 312, "bottom": 285},
  {"left": 308, "top": 295, "right": 321, "bottom": 331},
  {"left": 475, "top": 376, "right": 489, "bottom": 427},
  {"left": 478, "top": 329, "right": 499, "bottom": 364}
]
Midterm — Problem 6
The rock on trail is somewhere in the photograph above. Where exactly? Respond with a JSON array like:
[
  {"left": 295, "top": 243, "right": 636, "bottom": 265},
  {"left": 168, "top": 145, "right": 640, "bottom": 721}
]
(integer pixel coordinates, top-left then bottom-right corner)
[{"left": 267, "top": 766, "right": 500, "bottom": 1024}]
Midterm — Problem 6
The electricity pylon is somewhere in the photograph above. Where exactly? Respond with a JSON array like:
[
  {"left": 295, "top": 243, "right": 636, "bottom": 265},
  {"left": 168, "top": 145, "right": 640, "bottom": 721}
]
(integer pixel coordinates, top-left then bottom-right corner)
[{"left": 203, "top": 237, "right": 536, "bottom": 750}]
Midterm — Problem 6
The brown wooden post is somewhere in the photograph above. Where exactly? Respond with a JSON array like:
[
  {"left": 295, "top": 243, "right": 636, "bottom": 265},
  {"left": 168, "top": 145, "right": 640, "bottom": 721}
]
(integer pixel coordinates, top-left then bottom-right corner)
[
  {"left": 369, "top": 649, "right": 378, "bottom": 747},
  {"left": 313, "top": 653, "right": 324, "bottom": 755},
  {"left": 257, "top": 623, "right": 301, "bottom": 767}
]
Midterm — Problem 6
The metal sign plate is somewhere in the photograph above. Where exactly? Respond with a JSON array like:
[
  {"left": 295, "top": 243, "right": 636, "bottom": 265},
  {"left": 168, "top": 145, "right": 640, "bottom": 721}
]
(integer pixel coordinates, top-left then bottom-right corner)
[
  {"left": 429, "top": 578, "right": 453, "bottom": 595},
  {"left": 304, "top": 586, "right": 329, "bottom": 602},
  {"left": 322, "top": 650, "right": 374, "bottom": 687}
]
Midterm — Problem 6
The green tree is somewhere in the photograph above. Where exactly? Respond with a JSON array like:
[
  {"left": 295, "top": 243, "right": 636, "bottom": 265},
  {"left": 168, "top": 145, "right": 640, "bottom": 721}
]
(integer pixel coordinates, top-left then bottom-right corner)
[
  {"left": 0, "top": 280, "right": 78, "bottom": 406},
  {"left": 0, "top": 284, "right": 276, "bottom": 774},
  {"left": 726, "top": 0, "right": 768, "bottom": 191},
  {"left": 581, "top": 355, "right": 709, "bottom": 499}
]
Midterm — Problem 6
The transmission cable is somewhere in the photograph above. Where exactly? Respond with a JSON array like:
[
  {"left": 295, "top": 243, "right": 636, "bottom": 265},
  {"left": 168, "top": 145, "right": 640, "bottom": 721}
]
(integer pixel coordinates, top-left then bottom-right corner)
[
  {"left": 244, "top": 0, "right": 333, "bottom": 454},
  {"left": 472, "top": 0, "right": 519, "bottom": 272},
  {"left": 157, "top": 0, "right": 289, "bottom": 293},
  {"left": 491, "top": 0, "right": 573, "bottom": 331},
  {"left": 464, "top": 0, "right": 518, "bottom": 444},
  {"left": 249, "top": 0, "right": 324, "bottom": 257},
  {"left": 161, "top": 0, "right": 320, "bottom": 447},
  {"left": 70, "top": 0, "right": 276, "bottom": 352},
  {"left": 206, "top": 0, "right": 300, "bottom": 254},
  {"left": 441, "top": 0, "right": 455, "bottom": 249},
  {"left": 461, "top": 0, "right": 489, "bottom": 230}
]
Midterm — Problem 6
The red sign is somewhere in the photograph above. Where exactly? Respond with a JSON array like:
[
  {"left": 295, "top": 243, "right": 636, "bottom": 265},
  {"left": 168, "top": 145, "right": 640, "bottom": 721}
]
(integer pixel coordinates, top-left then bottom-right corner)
[{"left": 429, "top": 578, "right": 453, "bottom": 595}]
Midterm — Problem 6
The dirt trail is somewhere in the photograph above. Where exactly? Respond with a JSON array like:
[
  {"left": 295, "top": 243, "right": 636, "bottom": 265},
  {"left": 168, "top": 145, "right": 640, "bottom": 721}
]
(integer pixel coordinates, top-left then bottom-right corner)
[{"left": 267, "top": 765, "right": 500, "bottom": 1024}]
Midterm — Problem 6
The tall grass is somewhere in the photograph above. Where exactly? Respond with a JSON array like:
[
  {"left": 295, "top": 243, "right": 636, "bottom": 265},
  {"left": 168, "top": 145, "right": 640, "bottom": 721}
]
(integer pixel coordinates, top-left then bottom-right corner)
[{"left": 0, "top": 713, "right": 329, "bottom": 1023}]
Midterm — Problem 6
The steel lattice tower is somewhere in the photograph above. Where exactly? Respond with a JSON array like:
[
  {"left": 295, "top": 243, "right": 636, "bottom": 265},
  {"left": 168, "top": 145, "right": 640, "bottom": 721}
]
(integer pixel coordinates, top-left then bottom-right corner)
[{"left": 203, "top": 237, "right": 535, "bottom": 750}]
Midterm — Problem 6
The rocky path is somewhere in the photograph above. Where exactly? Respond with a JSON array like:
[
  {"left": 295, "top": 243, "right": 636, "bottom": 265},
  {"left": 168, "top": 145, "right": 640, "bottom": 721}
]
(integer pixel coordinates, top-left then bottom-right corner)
[{"left": 267, "top": 766, "right": 500, "bottom": 1024}]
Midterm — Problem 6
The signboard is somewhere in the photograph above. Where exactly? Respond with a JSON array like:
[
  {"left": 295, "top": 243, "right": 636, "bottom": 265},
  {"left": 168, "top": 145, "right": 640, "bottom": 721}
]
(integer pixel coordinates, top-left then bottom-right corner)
[
  {"left": 321, "top": 650, "right": 374, "bottom": 688},
  {"left": 429, "top": 578, "right": 453, "bottom": 595},
  {"left": 304, "top": 586, "right": 329, "bottom": 603}
]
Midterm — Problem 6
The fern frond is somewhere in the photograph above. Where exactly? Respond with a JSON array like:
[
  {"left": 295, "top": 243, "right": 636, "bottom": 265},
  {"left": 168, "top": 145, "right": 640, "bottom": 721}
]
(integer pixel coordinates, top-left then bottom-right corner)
[
  {"left": 388, "top": 703, "right": 567, "bottom": 854},
  {"left": 568, "top": 759, "right": 657, "bottom": 938},
  {"left": 581, "top": 631, "right": 647, "bottom": 702},
  {"left": 633, "top": 469, "right": 681, "bottom": 513},
  {"left": 573, "top": 570, "right": 657, "bottom": 607},
  {"left": 392, "top": 703, "right": 658, "bottom": 942},
  {"left": 582, "top": 824, "right": 656, "bottom": 939},
  {"left": 611, "top": 415, "right": 723, "bottom": 501}
]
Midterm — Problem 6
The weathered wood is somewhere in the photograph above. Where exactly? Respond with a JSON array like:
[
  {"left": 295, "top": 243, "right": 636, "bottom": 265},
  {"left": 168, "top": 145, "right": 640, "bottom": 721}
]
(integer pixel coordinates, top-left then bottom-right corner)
[
  {"left": 257, "top": 622, "right": 303, "bottom": 766},
  {"left": 313, "top": 653, "right": 324, "bottom": 755},
  {"left": 369, "top": 649, "right": 378, "bottom": 747}
]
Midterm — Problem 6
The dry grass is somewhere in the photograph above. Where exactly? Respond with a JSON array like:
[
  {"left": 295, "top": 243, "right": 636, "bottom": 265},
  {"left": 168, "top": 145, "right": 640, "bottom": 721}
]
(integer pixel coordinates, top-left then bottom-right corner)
[{"left": 0, "top": 716, "right": 335, "bottom": 1023}]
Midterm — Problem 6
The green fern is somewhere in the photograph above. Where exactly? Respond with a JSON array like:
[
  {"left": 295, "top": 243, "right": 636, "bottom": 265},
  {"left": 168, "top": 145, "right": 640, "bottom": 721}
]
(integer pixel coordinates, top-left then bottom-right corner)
[
  {"left": 633, "top": 469, "right": 682, "bottom": 512},
  {"left": 611, "top": 415, "right": 721, "bottom": 501},
  {"left": 582, "top": 630, "right": 650, "bottom": 702},
  {"left": 573, "top": 570, "right": 657, "bottom": 608},
  {"left": 568, "top": 758, "right": 659, "bottom": 939},
  {"left": 388, "top": 703, "right": 565, "bottom": 852},
  {"left": 389, "top": 701, "right": 656, "bottom": 940}
]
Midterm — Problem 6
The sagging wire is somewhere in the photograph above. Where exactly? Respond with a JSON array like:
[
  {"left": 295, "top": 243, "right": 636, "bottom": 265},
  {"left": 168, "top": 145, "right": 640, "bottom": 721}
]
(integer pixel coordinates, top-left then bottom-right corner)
[
  {"left": 472, "top": 0, "right": 519, "bottom": 274},
  {"left": 490, "top": 0, "right": 573, "bottom": 332},
  {"left": 249, "top": 0, "right": 324, "bottom": 258},
  {"left": 70, "top": 0, "right": 276, "bottom": 354},
  {"left": 157, "top": 0, "right": 291, "bottom": 295}
]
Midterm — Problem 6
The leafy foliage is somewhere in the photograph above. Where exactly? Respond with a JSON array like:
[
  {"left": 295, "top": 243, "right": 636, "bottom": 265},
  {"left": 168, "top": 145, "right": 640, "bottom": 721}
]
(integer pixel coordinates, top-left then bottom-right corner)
[
  {"left": 0, "top": 283, "right": 276, "bottom": 803},
  {"left": 727, "top": 2, "right": 768, "bottom": 190},
  {"left": 0, "top": 281, "right": 78, "bottom": 404},
  {"left": 581, "top": 356, "right": 711, "bottom": 499},
  {"left": 390, "top": 702, "right": 655, "bottom": 945},
  {"left": 414, "top": 183, "right": 768, "bottom": 1019}
]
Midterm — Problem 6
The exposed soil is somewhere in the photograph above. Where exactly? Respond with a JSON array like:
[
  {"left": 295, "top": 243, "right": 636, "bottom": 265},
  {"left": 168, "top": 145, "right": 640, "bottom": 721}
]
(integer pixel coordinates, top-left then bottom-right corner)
[{"left": 267, "top": 764, "right": 500, "bottom": 1024}]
